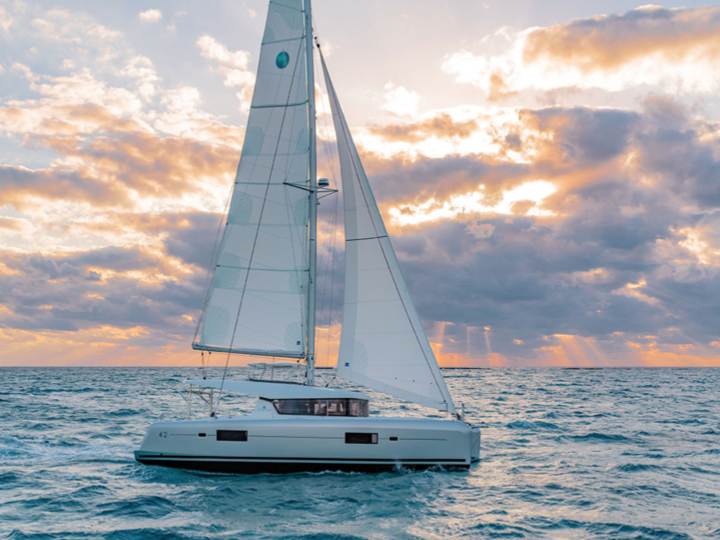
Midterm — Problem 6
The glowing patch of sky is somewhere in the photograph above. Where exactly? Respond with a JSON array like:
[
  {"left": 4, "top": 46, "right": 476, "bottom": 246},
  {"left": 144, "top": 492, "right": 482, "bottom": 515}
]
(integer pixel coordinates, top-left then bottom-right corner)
[{"left": 390, "top": 180, "right": 557, "bottom": 225}]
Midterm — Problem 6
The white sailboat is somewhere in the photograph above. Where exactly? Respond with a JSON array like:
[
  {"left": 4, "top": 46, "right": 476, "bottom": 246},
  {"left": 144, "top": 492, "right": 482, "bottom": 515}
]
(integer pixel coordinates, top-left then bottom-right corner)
[{"left": 135, "top": 0, "right": 480, "bottom": 473}]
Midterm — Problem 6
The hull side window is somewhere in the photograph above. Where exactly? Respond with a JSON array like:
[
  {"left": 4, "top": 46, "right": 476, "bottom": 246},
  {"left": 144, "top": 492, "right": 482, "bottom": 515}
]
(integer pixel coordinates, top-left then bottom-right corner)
[
  {"left": 217, "top": 430, "right": 248, "bottom": 441},
  {"left": 345, "top": 433, "right": 378, "bottom": 444}
]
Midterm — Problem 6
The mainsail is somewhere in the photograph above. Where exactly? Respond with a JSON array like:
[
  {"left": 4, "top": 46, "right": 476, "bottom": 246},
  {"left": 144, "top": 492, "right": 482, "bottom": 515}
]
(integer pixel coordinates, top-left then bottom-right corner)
[
  {"left": 194, "top": 0, "right": 311, "bottom": 358},
  {"left": 320, "top": 54, "right": 457, "bottom": 414}
]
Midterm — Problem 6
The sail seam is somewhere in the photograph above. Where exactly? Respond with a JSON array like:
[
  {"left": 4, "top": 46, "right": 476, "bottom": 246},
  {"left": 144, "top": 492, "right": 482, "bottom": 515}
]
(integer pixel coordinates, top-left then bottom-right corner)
[
  {"left": 252, "top": 101, "right": 307, "bottom": 109},
  {"left": 262, "top": 37, "right": 303, "bottom": 45},
  {"left": 346, "top": 235, "right": 388, "bottom": 242},
  {"left": 217, "top": 265, "right": 303, "bottom": 272},
  {"left": 270, "top": 1, "right": 302, "bottom": 12}
]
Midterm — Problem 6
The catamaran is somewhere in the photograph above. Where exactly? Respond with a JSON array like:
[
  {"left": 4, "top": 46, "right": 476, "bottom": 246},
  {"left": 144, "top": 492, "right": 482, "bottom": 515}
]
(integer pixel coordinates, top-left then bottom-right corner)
[{"left": 135, "top": 0, "right": 480, "bottom": 473}]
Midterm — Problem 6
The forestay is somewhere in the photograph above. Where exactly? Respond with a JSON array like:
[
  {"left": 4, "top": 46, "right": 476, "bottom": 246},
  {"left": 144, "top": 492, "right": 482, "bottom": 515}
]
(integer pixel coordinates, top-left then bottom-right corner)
[
  {"left": 320, "top": 54, "right": 457, "bottom": 414},
  {"left": 194, "top": 0, "right": 310, "bottom": 358}
]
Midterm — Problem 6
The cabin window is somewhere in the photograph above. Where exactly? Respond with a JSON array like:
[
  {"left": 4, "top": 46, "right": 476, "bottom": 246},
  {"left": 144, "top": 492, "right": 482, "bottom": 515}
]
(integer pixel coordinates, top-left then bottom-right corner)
[
  {"left": 216, "top": 430, "right": 248, "bottom": 441},
  {"left": 271, "top": 399, "right": 369, "bottom": 417},
  {"left": 345, "top": 433, "right": 378, "bottom": 444}
]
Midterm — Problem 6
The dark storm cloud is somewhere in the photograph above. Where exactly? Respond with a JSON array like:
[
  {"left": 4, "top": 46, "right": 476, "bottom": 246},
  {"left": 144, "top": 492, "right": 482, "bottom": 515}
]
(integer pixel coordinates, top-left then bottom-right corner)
[
  {"left": 557, "top": 178, "right": 680, "bottom": 251},
  {"left": 0, "top": 164, "right": 124, "bottom": 207},
  {"left": 526, "top": 107, "right": 640, "bottom": 164},
  {"left": 362, "top": 101, "right": 720, "bottom": 361},
  {"left": 395, "top": 214, "right": 673, "bottom": 358},
  {"left": 635, "top": 98, "right": 720, "bottom": 209},
  {"left": 163, "top": 212, "right": 225, "bottom": 268},
  {"left": 0, "top": 245, "right": 204, "bottom": 334},
  {"left": 363, "top": 153, "right": 528, "bottom": 204}
]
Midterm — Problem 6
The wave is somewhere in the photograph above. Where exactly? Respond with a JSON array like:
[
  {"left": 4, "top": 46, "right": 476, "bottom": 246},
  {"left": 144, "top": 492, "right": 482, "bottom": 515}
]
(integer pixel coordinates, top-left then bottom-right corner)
[
  {"left": 612, "top": 463, "right": 664, "bottom": 473},
  {"left": 103, "top": 529, "right": 208, "bottom": 540},
  {"left": 505, "top": 420, "right": 563, "bottom": 431},
  {"left": 531, "top": 518, "right": 693, "bottom": 539},
  {"left": 95, "top": 495, "right": 183, "bottom": 519},
  {"left": 565, "top": 432, "right": 634, "bottom": 443}
]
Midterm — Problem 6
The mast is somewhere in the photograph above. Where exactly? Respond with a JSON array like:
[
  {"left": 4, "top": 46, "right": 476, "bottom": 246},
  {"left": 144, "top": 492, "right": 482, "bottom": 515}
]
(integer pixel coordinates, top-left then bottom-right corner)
[{"left": 305, "top": 0, "right": 317, "bottom": 386}]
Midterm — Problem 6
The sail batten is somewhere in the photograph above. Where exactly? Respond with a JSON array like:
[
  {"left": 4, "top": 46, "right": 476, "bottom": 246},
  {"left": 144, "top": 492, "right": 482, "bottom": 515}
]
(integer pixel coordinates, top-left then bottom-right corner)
[
  {"left": 320, "top": 53, "right": 456, "bottom": 414},
  {"left": 194, "top": 0, "right": 311, "bottom": 359}
]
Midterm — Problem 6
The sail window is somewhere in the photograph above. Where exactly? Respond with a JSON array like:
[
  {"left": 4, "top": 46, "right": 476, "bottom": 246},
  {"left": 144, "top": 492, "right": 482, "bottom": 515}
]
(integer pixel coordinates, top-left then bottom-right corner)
[
  {"left": 216, "top": 430, "right": 248, "bottom": 442},
  {"left": 276, "top": 50, "right": 290, "bottom": 69},
  {"left": 272, "top": 399, "right": 369, "bottom": 417},
  {"left": 345, "top": 433, "right": 378, "bottom": 444}
]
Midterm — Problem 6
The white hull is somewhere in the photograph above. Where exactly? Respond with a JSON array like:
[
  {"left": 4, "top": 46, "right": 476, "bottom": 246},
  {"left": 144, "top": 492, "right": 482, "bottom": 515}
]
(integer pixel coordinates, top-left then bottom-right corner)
[{"left": 135, "top": 413, "right": 480, "bottom": 474}]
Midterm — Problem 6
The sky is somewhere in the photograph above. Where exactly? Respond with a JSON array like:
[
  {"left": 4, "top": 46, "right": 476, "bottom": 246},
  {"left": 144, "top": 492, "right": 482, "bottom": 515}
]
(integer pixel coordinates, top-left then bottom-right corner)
[{"left": 2, "top": 0, "right": 720, "bottom": 367}]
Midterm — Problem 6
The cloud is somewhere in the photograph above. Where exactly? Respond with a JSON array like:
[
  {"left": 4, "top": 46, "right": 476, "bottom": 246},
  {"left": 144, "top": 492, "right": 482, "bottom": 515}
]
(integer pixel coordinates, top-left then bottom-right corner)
[
  {"left": 197, "top": 35, "right": 255, "bottom": 110},
  {"left": 166, "top": 11, "right": 186, "bottom": 33},
  {"left": 0, "top": 217, "right": 23, "bottom": 231},
  {"left": 0, "top": 6, "right": 14, "bottom": 32},
  {"left": 29, "top": 68, "right": 145, "bottom": 117},
  {"left": 117, "top": 55, "right": 160, "bottom": 101},
  {"left": 382, "top": 83, "right": 421, "bottom": 117},
  {"left": 442, "top": 5, "right": 720, "bottom": 99},
  {"left": 31, "top": 9, "right": 122, "bottom": 44},
  {"left": 390, "top": 180, "right": 557, "bottom": 225},
  {"left": 0, "top": 242, "right": 205, "bottom": 335},
  {"left": 522, "top": 6, "right": 720, "bottom": 73},
  {"left": 367, "top": 113, "right": 478, "bottom": 143},
  {"left": 138, "top": 9, "right": 162, "bottom": 23},
  {"left": 0, "top": 164, "right": 124, "bottom": 208},
  {"left": 0, "top": 63, "right": 242, "bottom": 212}
]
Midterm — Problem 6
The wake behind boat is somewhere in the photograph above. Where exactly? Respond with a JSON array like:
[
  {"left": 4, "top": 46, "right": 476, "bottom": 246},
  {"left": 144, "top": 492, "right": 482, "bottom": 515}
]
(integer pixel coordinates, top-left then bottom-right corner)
[{"left": 135, "top": 0, "right": 480, "bottom": 474}]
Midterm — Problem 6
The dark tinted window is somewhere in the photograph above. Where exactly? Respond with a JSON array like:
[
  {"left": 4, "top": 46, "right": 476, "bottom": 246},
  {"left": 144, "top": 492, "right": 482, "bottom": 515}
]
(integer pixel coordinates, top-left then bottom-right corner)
[
  {"left": 272, "top": 399, "right": 369, "bottom": 417},
  {"left": 345, "top": 432, "right": 378, "bottom": 444},
  {"left": 217, "top": 430, "right": 247, "bottom": 441}
]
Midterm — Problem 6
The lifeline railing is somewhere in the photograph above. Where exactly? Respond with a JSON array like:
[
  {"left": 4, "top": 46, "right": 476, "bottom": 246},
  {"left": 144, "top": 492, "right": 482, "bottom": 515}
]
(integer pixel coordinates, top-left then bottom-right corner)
[{"left": 180, "top": 384, "right": 215, "bottom": 420}]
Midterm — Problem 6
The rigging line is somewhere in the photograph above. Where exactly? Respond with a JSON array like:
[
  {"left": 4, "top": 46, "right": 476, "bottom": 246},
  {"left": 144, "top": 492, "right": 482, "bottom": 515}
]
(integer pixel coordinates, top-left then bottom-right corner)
[
  {"left": 193, "top": 178, "right": 234, "bottom": 345},
  {"left": 316, "top": 193, "right": 338, "bottom": 366},
  {"left": 314, "top": 36, "right": 342, "bottom": 188},
  {"left": 323, "top": 196, "right": 340, "bottom": 368},
  {"left": 321, "top": 53, "right": 450, "bottom": 410},
  {"left": 314, "top": 37, "right": 343, "bottom": 370},
  {"left": 215, "top": 34, "right": 307, "bottom": 411},
  {"left": 316, "top": 206, "right": 336, "bottom": 362},
  {"left": 315, "top": 197, "right": 334, "bottom": 309},
  {"left": 282, "top": 185, "right": 308, "bottom": 345}
]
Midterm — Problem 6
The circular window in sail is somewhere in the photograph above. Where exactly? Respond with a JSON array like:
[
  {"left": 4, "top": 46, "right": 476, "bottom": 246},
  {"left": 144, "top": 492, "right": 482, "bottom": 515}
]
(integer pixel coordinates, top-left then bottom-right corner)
[{"left": 276, "top": 51, "right": 290, "bottom": 69}]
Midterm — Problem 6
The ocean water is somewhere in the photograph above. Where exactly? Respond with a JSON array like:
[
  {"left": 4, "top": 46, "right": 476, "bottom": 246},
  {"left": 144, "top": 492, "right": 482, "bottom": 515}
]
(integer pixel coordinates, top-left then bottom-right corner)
[{"left": 1, "top": 367, "right": 719, "bottom": 540}]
